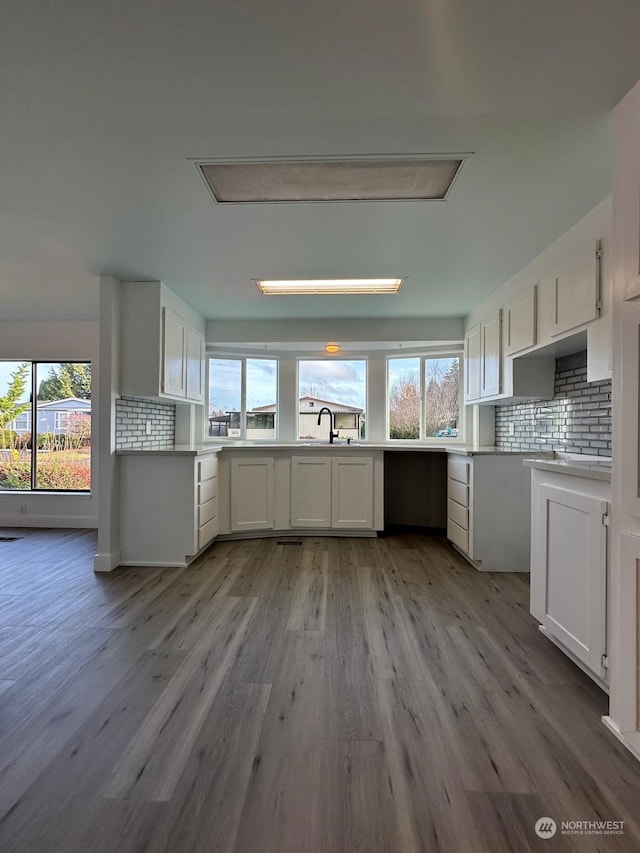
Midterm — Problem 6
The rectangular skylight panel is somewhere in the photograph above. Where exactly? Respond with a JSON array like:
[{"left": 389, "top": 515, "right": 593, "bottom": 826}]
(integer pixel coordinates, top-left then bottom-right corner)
[{"left": 198, "top": 157, "right": 465, "bottom": 203}]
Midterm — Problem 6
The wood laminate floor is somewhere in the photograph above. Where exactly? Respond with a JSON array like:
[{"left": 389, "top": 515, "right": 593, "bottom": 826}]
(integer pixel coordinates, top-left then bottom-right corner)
[{"left": 0, "top": 528, "right": 639, "bottom": 852}]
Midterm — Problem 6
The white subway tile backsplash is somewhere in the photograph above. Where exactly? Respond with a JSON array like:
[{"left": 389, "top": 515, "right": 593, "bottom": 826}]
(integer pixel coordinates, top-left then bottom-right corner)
[
  {"left": 115, "top": 396, "right": 175, "bottom": 450},
  {"left": 495, "top": 351, "right": 611, "bottom": 455}
]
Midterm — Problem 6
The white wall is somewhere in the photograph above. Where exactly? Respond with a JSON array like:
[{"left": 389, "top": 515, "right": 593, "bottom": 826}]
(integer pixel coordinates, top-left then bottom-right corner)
[
  {"left": 206, "top": 316, "right": 464, "bottom": 345},
  {"left": 0, "top": 320, "right": 99, "bottom": 527}
]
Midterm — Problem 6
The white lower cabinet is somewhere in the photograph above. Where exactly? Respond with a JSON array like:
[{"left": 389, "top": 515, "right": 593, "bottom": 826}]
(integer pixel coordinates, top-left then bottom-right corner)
[
  {"left": 530, "top": 471, "right": 609, "bottom": 685},
  {"left": 290, "top": 457, "right": 332, "bottom": 527},
  {"left": 446, "top": 453, "right": 532, "bottom": 572},
  {"left": 291, "top": 455, "right": 374, "bottom": 529},
  {"left": 230, "top": 456, "right": 274, "bottom": 532},
  {"left": 119, "top": 452, "right": 219, "bottom": 567},
  {"left": 331, "top": 456, "right": 374, "bottom": 529}
]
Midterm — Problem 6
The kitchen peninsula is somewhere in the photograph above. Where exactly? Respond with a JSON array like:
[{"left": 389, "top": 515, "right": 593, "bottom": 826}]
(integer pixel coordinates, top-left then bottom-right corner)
[{"left": 117, "top": 442, "right": 539, "bottom": 570}]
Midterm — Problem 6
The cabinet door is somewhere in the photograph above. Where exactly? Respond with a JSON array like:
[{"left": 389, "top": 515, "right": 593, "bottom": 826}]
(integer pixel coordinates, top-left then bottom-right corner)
[
  {"left": 162, "top": 308, "right": 186, "bottom": 398},
  {"left": 464, "top": 323, "right": 481, "bottom": 402},
  {"left": 621, "top": 301, "right": 640, "bottom": 517},
  {"left": 530, "top": 484, "right": 607, "bottom": 677},
  {"left": 504, "top": 285, "right": 537, "bottom": 356},
  {"left": 290, "top": 456, "right": 332, "bottom": 527},
  {"left": 185, "top": 325, "right": 204, "bottom": 402},
  {"left": 550, "top": 243, "right": 600, "bottom": 336},
  {"left": 230, "top": 457, "right": 274, "bottom": 531},
  {"left": 331, "top": 456, "right": 373, "bottom": 529},
  {"left": 481, "top": 310, "right": 502, "bottom": 397}
]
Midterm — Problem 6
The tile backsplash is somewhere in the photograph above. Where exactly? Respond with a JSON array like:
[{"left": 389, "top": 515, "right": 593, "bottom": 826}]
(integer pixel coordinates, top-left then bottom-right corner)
[
  {"left": 495, "top": 350, "right": 611, "bottom": 456},
  {"left": 116, "top": 396, "right": 176, "bottom": 450}
]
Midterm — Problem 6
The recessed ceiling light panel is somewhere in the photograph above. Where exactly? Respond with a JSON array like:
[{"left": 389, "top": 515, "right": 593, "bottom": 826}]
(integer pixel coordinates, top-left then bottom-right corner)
[
  {"left": 255, "top": 278, "right": 404, "bottom": 295},
  {"left": 196, "top": 155, "right": 469, "bottom": 204}
]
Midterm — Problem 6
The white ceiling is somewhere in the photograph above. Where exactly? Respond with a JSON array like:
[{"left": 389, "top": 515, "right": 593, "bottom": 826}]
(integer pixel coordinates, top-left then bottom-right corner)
[{"left": 1, "top": 1, "right": 639, "bottom": 322}]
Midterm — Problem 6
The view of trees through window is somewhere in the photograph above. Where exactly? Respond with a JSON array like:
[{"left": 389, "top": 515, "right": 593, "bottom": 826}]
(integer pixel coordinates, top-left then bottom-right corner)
[
  {"left": 0, "top": 361, "right": 92, "bottom": 491},
  {"left": 388, "top": 356, "right": 460, "bottom": 440}
]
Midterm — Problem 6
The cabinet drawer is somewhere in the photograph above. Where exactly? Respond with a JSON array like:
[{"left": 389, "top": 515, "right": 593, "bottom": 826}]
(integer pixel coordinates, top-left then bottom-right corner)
[
  {"left": 447, "top": 498, "right": 469, "bottom": 531},
  {"left": 198, "top": 456, "right": 218, "bottom": 482},
  {"left": 199, "top": 496, "right": 218, "bottom": 527},
  {"left": 448, "top": 478, "right": 469, "bottom": 508},
  {"left": 198, "top": 516, "right": 219, "bottom": 550},
  {"left": 447, "top": 518, "right": 469, "bottom": 554},
  {"left": 448, "top": 457, "right": 470, "bottom": 484},
  {"left": 198, "top": 476, "right": 218, "bottom": 504}
]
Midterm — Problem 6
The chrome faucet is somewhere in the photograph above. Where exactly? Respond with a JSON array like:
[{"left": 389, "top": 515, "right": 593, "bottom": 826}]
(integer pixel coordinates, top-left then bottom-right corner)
[{"left": 317, "top": 407, "right": 338, "bottom": 443}]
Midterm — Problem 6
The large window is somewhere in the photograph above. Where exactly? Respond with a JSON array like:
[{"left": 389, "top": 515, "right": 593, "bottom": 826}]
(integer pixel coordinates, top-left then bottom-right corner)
[
  {"left": 0, "top": 361, "right": 92, "bottom": 491},
  {"left": 297, "top": 359, "right": 366, "bottom": 441},
  {"left": 388, "top": 355, "right": 461, "bottom": 440},
  {"left": 208, "top": 357, "right": 278, "bottom": 439}
]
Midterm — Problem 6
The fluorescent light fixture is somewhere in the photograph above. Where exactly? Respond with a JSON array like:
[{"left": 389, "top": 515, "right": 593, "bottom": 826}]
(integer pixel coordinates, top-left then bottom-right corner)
[
  {"left": 196, "top": 155, "right": 470, "bottom": 204},
  {"left": 256, "top": 278, "right": 404, "bottom": 295}
]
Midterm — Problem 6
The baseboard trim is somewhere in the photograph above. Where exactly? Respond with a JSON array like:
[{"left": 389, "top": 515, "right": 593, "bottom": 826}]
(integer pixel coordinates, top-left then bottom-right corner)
[
  {"left": 0, "top": 515, "right": 97, "bottom": 529},
  {"left": 94, "top": 551, "right": 122, "bottom": 573},
  {"left": 602, "top": 717, "right": 640, "bottom": 763}
]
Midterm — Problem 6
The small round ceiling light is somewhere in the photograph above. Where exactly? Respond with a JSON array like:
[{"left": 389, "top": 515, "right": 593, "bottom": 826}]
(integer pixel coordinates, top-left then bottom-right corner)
[{"left": 325, "top": 343, "right": 341, "bottom": 354}]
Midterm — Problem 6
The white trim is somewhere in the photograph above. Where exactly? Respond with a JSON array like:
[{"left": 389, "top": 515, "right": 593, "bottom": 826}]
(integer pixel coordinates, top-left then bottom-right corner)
[
  {"left": 601, "top": 717, "right": 640, "bottom": 761},
  {"left": 0, "top": 514, "right": 97, "bottom": 528},
  {"left": 93, "top": 550, "right": 122, "bottom": 572}
]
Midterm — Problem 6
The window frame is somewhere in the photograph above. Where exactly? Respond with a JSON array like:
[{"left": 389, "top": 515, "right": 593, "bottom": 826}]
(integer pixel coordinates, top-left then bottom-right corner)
[
  {"left": 387, "top": 351, "right": 463, "bottom": 442},
  {"left": 207, "top": 355, "right": 279, "bottom": 441},
  {"left": 0, "top": 360, "right": 93, "bottom": 493},
  {"left": 296, "top": 356, "right": 368, "bottom": 442}
]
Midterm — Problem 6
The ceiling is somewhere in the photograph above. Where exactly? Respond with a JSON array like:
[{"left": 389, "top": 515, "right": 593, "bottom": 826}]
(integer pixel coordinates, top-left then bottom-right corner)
[{"left": 1, "top": 1, "right": 639, "bottom": 323}]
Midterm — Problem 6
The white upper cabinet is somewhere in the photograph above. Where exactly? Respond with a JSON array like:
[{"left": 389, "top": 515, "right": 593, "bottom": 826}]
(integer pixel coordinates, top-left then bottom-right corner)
[
  {"left": 162, "top": 308, "right": 205, "bottom": 402},
  {"left": 480, "top": 310, "right": 502, "bottom": 397},
  {"left": 464, "top": 323, "right": 481, "bottom": 401},
  {"left": 185, "top": 323, "right": 205, "bottom": 402},
  {"left": 162, "top": 308, "right": 187, "bottom": 398},
  {"left": 550, "top": 241, "right": 601, "bottom": 337},
  {"left": 504, "top": 284, "right": 537, "bottom": 356},
  {"left": 464, "top": 310, "right": 501, "bottom": 403},
  {"left": 121, "top": 281, "right": 205, "bottom": 403}
]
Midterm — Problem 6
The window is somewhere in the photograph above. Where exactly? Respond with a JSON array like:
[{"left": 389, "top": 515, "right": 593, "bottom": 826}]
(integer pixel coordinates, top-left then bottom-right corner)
[
  {"left": 8, "top": 411, "right": 31, "bottom": 432},
  {"left": 208, "top": 357, "right": 278, "bottom": 439},
  {"left": 54, "top": 412, "right": 68, "bottom": 431},
  {"left": 0, "top": 361, "right": 92, "bottom": 491},
  {"left": 297, "top": 359, "right": 366, "bottom": 441},
  {"left": 388, "top": 354, "right": 461, "bottom": 440}
]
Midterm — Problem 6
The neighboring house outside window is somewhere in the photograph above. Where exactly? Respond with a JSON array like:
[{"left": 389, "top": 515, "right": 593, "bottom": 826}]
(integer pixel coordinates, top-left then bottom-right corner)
[{"left": 0, "top": 363, "right": 92, "bottom": 492}]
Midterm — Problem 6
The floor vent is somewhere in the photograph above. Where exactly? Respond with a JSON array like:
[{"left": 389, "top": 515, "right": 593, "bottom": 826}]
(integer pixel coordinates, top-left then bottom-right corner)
[
  {"left": 0, "top": 536, "right": 23, "bottom": 542},
  {"left": 277, "top": 540, "right": 302, "bottom": 546}
]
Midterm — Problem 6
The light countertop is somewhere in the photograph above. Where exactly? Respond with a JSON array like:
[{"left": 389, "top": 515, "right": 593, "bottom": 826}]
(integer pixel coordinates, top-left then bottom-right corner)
[
  {"left": 116, "top": 442, "right": 549, "bottom": 457},
  {"left": 524, "top": 456, "right": 612, "bottom": 482},
  {"left": 117, "top": 444, "right": 222, "bottom": 457}
]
